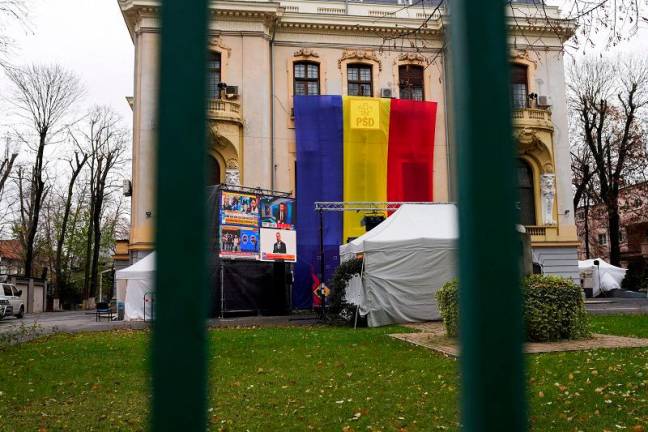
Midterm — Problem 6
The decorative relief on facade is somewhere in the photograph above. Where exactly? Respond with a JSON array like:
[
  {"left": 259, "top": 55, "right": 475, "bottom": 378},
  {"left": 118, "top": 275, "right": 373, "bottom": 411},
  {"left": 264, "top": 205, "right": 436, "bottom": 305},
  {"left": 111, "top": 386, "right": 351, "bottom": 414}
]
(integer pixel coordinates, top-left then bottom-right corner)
[
  {"left": 397, "top": 52, "right": 430, "bottom": 65},
  {"left": 293, "top": 48, "right": 319, "bottom": 59},
  {"left": 208, "top": 36, "right": 231, "bottom": 55},
  {"left": 338, "top": 50, "right": 382, "bottom": 70},
  {"left": 225, "top": 158, "right": 241, "bottom": 186},
  {"left": 541, "top": 173, "right": 556, "bottom": 225},
  {"left": 510, "top": 49, "right": 536, "bottom": 66}
]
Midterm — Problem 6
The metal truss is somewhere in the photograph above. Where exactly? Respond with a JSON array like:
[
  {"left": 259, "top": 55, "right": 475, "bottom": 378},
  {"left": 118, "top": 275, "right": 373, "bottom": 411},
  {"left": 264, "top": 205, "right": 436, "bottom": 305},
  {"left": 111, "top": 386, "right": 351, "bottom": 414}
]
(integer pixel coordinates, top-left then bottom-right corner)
[{"left": 314, "top": 201, "right": 452, "bottom": 212}]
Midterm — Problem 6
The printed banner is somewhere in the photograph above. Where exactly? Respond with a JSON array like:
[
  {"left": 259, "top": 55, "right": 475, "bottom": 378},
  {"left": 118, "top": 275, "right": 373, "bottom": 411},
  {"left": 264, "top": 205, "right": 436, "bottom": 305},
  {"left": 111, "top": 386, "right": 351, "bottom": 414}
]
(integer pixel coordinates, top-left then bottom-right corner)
[
  {"left": 220, "top": 192, "right": 260, "bottom": 227},
  {"left": 219, "top": 225, "right": 259, "bottom": 259},
  {"left": 260, "top": 228, "right": 297, "bottom": 262},
  {"left": 293, "top": 95, "right": 437, "bottom": 308},
  {"left": 260, "top": 197, "right": 296, "bottom": 230}
]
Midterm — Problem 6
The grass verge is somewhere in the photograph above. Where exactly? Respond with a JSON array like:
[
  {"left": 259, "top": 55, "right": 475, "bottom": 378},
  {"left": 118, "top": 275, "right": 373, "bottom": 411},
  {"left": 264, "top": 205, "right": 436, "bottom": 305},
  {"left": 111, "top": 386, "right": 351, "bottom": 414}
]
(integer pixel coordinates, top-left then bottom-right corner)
[{"left": 0, "top": 316, "right": 645, "bottom": 431}]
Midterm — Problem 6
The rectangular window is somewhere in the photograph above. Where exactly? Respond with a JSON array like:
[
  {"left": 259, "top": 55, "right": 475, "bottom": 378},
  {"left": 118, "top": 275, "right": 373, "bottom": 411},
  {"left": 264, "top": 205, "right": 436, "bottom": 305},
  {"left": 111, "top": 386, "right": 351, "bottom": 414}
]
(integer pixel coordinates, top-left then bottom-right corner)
[
  {"left": 208, "top": 52, "right": 222, "bottom": 99},
  {"left": 511, "top": 64, "right": 528, "bottom": 109},
  {"left": 3, "top": 285, "right": 11, "bottom": 296},
  {"left": 598, "top": 233, "right": 607, "bottom": 245},
  {"left": 619, "top": 229, "right": 625, "bottom": 243},
  {"left": 347, "top": 64, "right": 372, "bottom": 97},
  {"left": 399, "top": 64, "right": 424, "bottom": 101},
  {"left": 294, "top": 62, "right": 320, "bottom": 96}
]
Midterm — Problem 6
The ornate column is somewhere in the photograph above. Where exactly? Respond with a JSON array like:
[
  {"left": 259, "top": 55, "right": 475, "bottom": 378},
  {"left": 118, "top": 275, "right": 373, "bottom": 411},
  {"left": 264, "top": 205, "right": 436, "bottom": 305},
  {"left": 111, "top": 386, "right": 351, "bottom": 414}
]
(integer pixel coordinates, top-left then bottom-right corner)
[{"left": 541, "top": 173, "right": 556, "bottom": 225}]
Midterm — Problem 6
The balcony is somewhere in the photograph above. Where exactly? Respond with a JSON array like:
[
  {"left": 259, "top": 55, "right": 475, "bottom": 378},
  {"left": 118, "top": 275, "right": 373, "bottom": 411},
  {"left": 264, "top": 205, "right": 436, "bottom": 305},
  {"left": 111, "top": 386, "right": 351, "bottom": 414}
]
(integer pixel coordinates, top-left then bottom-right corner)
[
  {"left": 512, "top": 108, "right": 553, "bottom": 131},
  {"left": 525, "top": 225, "right": 559, "bottom": 243},
  {"left": 207, "top": 99, "right": 242, "bottom": 125}
]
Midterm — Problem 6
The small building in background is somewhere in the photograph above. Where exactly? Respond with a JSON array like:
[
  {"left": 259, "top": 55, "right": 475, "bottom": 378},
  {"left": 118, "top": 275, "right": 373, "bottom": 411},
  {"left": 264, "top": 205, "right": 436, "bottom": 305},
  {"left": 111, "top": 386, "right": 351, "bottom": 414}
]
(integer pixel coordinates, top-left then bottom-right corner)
[
  {"left": 0, "top": 239, "right": 23, "bottom": 276},
  {"left": 576, "top": 181, "right": 648, "bottom": 272}
]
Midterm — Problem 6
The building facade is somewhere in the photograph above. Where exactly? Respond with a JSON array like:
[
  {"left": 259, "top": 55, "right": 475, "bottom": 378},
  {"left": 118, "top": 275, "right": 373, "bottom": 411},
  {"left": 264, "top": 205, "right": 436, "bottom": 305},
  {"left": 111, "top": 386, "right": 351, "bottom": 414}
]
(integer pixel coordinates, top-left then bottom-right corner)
[
  {"left": 576, "top": 182, "right": 648, "bottom": 267},
  {"left": 118, "top": 0, "right": 579, "bottom": 278}
]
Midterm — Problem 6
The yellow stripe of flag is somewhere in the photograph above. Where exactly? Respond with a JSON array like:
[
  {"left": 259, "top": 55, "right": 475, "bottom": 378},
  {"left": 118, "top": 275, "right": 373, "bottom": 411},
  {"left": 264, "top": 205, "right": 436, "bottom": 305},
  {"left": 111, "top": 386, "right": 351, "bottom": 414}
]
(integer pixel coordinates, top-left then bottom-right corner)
[{"left": 342, "top": 96, "right": 391, "bottom": 241}]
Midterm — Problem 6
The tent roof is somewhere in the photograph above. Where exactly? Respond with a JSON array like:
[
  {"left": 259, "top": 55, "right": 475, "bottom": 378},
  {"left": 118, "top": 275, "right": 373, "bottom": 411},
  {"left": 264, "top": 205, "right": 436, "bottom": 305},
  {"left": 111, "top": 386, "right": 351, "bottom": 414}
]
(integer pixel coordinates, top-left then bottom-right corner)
[
  {"left": 340, "top": 204, "right": 458, "bottom": 257},
  {"left": 578, "top": 258, "right": 626, "bottom": 272},
  {"left": 116, "top": 252, "right": 155, "bottom": 280}
]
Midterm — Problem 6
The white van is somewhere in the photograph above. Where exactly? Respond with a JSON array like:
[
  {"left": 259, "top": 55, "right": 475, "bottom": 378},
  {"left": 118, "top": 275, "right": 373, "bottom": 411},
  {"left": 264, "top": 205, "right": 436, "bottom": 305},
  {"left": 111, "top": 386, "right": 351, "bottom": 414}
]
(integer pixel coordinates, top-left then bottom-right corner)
[{"left": 0, "top": 283, "right": 25, "bottom": 319}]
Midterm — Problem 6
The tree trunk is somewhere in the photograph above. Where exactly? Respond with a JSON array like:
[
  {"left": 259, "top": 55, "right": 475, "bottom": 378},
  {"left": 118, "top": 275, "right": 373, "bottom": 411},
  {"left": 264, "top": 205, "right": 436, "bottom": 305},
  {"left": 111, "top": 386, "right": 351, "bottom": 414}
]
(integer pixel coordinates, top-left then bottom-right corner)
[
  {"left": 607, "top": 198, "right": 622, "bottom": 266},
  {"left": 55, "top": 156, "right": 86, "bottom": 298},
  {"left": 583, "top": 198, "right": 591, "bottom": 259},
  {"left": 24, "top": 133, "right": 47, "bottom": 277}
]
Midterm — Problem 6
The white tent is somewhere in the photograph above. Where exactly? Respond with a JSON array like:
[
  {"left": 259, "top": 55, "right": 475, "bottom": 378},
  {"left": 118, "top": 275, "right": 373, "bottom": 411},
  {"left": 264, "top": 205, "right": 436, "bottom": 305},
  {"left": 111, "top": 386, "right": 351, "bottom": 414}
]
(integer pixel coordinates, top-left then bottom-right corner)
[
  {"left": 339, "top": 204, "right": 458, "bottom": 327},
  {"left": 578, "top": 258, "right": 626, "bottom": 297},
  {"left": 115, "top": 252, "right": 155, "bottom": 321}
]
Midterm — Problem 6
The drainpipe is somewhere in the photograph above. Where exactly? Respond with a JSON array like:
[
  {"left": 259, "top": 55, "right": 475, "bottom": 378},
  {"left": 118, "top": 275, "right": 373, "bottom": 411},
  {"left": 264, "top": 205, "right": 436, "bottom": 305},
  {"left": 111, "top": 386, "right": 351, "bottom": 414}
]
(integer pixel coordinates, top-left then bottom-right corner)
[{"left": 270, "top": 18, "right": 278, "bottom": 190}]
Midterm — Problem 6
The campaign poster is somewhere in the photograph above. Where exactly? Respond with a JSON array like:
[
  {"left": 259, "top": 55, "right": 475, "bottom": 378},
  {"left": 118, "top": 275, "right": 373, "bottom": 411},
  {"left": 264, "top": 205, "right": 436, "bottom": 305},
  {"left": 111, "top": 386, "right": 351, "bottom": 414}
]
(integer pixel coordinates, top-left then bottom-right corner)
[
  {"left": 259, "top": 228, "right": 297, "bottom": 262},
  {"left": 220, "top": 192, "right": 260, "bottom": 227},
  {"left": 219, "top": 225, "right": 259, "bottom": 259},
  {"left": 260, "top": 197, "right": 295, "bottom": 230}
]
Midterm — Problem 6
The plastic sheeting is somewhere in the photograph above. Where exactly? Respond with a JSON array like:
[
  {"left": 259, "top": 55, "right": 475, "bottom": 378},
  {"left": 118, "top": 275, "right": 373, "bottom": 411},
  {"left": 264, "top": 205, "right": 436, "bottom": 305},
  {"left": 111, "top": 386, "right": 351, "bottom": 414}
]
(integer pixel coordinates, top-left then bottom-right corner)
[
  {"left": 339, "top": 204, "right": 458, "bottom": 327},
  {"left": 578, "top": 258, "right": 627, "bottom": 297},
  {"left": 116, "top": 252, "right": 155, "bottom": 321}
]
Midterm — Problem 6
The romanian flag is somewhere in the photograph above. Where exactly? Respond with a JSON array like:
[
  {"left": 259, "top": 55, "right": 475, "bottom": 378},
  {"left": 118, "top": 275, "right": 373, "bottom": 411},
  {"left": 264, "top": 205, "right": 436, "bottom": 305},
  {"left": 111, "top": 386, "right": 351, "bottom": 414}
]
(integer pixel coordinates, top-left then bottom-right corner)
[{"left": 293, "top": 95, "right": 437, "bottom": 308}]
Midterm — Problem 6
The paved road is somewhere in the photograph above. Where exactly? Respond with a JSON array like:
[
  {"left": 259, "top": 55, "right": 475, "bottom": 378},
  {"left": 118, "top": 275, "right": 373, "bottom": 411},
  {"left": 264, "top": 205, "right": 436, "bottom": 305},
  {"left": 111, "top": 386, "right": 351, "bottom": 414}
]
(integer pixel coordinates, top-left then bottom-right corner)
[
  {"left": 0, "top": 300, "right": 643, "bottom": 340},
  {"left": 585, "top": 298, "right": 648, "bottom": 315},
  {"left": 0, "top": 310, "right": 148, "bottom": 336},
  {"left": 0, "top": 310, "right": 318, "bottom": 338}
]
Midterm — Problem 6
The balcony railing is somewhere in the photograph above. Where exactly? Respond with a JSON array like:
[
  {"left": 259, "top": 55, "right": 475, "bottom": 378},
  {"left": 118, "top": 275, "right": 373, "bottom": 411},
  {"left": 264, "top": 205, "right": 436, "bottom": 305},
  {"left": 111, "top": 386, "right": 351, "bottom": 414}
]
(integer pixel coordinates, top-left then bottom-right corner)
[
  {"left": 512, "top": 108, "right": 553, "bottom": 131},
  {"left": 525, "top": 226, "right": 546, "bottom": 236},
  {"left": 207, "top": 99, "right": 242, "bottom": 124}
]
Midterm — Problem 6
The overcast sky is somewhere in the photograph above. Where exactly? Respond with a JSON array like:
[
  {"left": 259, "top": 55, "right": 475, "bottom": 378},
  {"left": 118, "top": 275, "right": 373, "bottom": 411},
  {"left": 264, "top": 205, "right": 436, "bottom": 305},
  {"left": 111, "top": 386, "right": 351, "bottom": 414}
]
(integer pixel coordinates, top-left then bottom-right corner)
[
  {"left": 0, "top": 0, "right": 647, "bottom": 134},
  {"left": 0, "top": 0, "right": 134, "bottom": 128}
]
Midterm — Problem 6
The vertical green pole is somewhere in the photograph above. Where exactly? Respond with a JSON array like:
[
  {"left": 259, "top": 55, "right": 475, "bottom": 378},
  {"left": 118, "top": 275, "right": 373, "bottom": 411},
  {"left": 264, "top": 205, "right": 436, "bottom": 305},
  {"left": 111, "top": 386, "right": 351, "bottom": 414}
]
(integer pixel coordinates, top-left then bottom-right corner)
[
  {"left": 449, "top": 1, "right": 526, "bottom": 431},
  {"left": 153, "top": 0, "right": 209, "bottom": 431}
]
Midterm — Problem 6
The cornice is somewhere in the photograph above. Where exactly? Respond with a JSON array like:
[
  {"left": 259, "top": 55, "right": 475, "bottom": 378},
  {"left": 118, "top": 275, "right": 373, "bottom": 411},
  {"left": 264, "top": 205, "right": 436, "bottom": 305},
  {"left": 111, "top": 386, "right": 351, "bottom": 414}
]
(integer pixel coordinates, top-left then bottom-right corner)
[{"left": 119, "top": 0, "right": 574, "bottom": 45}]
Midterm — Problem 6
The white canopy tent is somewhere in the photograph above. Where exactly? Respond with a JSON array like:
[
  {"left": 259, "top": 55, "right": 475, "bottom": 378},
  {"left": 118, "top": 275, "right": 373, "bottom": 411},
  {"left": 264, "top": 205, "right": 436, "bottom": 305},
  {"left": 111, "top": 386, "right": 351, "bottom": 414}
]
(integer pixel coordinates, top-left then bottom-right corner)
[
  {"left": 578, "top": 258, "right": 627, "bottom": 297},
  {"left": 115, "top": 252, "right": 155, "bottom": 321},
  {"left": 340, "top": 204, "right": 458, "bottom": 327}
]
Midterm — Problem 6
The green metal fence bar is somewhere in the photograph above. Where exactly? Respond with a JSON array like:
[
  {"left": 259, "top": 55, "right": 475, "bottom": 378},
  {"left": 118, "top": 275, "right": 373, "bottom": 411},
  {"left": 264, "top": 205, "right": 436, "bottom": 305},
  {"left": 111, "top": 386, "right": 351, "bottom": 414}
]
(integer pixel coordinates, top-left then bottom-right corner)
[
  {"left": 449, "top": 1, "right": 527, "bottom": 431},
  {"left": 153, "top": 0, "right": 209, "bottom": 430}
]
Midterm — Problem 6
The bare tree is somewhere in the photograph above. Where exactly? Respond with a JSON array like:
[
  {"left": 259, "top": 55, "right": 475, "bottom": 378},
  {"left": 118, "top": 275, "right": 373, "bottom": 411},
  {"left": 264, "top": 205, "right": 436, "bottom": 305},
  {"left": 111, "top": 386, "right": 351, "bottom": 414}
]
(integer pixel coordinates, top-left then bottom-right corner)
[
  {"left": 0, "top": 0, "right": 29, "bottom": 67},
  {"left": 569, "top": 56, "right": 648, "bottom": 265},
  {"left": 72, "top": 107, "right": 127, "bottom": 301},
  {"left": 0, "top": 136, "right": 17, "bottom": 196},
  {"left": 5, "top": 64, "right": 83, "bottom": 276},
  {"left": 53, "top": 149, "right": 88, "bottom": 298}
]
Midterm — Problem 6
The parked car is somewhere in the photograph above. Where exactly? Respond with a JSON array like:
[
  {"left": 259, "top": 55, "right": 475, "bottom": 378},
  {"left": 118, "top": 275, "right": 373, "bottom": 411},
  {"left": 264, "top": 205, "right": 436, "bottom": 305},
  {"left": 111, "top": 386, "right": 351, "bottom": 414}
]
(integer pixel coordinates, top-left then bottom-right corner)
[{"left": 0, "top": 283, "right": 24, "bottom": 319}]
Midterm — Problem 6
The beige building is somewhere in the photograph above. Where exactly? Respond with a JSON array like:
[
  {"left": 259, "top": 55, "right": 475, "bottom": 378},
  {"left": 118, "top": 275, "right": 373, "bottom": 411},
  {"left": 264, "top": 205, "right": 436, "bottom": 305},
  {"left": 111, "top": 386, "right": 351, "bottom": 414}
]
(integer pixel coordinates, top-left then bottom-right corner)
[{"left": 119, "top": 0, "right": 580, "bottom": 277}]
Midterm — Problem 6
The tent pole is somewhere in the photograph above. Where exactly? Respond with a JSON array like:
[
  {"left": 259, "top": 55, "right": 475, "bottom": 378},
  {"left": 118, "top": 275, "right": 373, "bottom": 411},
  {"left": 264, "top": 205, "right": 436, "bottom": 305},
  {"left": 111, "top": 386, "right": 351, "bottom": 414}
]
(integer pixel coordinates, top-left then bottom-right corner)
[{"left": 319, "top": 208, "right": 325, "bottom": 318}]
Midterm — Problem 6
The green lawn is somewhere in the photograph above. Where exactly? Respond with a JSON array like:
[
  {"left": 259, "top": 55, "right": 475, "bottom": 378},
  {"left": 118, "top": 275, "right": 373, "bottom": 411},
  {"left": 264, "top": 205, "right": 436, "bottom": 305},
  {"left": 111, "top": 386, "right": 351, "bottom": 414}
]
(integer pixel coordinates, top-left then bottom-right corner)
[{"left": 0, "top": 316, "right": 645, "bottom": 431}]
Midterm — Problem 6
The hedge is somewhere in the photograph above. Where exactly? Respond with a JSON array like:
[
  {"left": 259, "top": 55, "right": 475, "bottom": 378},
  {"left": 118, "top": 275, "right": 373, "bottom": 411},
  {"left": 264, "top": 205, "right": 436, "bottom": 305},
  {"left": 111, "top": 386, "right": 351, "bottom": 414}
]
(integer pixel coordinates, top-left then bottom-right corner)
[
  {"left": 436, "top": 275, "right": 590, "bottom": 342},
  {"left": 329, "top": 258, "right": 363, "bottom": 318}
]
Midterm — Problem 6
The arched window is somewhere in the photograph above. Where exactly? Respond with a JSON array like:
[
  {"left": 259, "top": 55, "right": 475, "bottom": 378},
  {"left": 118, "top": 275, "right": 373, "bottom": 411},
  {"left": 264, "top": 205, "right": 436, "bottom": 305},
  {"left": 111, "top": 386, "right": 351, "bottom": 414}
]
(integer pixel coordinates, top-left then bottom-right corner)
[
  {"left": 511, "top": 64, "right": 528, "bottom": 109},
  {"left": 294, "top": 62, "right": 320, "bottom": 96},
  {"left": 399, "top": 64, "right": 424, "bottom": 101},
  {"left": 207, "top": 52, "right": 222, "bottom": 99},
  {"left": 347, "top": 64, "right": 372, "bottom": 96},
  {"left": 517, "top": 159, "right": 536, "bottom": 225}
]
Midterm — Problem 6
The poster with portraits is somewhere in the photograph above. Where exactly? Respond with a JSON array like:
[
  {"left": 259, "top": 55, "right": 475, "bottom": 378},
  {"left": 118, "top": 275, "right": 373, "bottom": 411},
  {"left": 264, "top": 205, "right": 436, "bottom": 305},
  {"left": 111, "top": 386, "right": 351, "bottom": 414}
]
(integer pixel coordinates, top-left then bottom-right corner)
[
  {"left": 260, "top": 197, "right": 295, "bottom": 230},
  {"left": 259, "top": 228, "right": 297, "bottom": 262},
  {"left": 217, "top": 188, "right": 297, "bottom": 262},
  {"left": 220, "top": 192, "right": 260, "bottom": 227},
  {"left": 219, "top": 225, "right": 259, "bottom": 259}
]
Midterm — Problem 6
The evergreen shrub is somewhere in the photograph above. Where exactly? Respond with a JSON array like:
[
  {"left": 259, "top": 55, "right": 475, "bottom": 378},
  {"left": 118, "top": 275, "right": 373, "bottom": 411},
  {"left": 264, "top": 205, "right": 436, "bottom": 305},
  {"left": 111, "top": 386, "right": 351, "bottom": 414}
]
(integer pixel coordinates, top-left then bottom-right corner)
[
  {"left": 329, "top": 258, "right": 363, "bottom": 319},
  {"left": 435, "top": 275, "right": 590, "bottom": 342}
]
